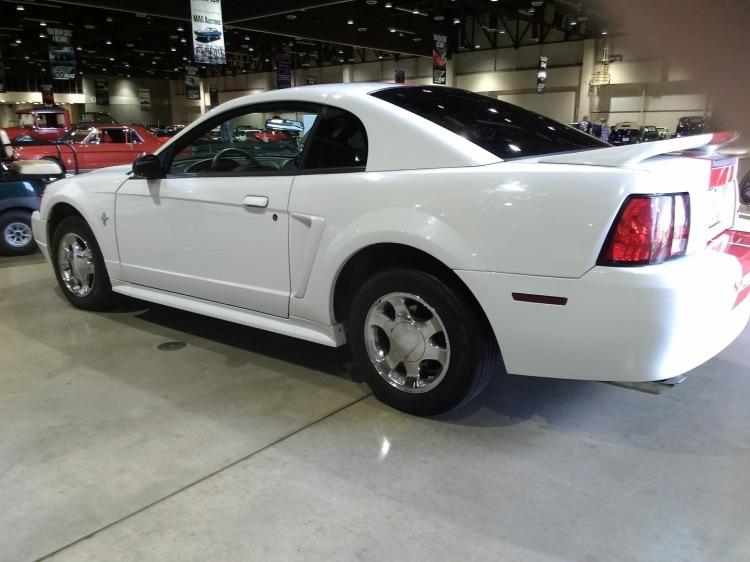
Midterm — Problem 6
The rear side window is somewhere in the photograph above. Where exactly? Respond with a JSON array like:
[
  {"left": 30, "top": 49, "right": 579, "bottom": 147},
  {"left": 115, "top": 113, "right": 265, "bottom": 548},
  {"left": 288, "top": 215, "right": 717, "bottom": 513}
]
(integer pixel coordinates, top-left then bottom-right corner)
[
  {"left": 371, "top": 86, "right": 607, "bottom": 159},
  {"left": 304, "top": 109, "right": 367, "bottom": 170}
]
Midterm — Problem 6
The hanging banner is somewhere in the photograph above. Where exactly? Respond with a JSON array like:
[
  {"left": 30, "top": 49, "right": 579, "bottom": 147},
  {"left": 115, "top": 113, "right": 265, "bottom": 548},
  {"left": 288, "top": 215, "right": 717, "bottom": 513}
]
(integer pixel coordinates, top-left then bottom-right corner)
[
  {"left": 185, "top": 66, "right": 201, "bottom": 100},
  {"left": 276, "top": 55, "right": 291, "bottom": 89},
  {"left": 94, "top": 77, "right": 109, "bottom": 105},
  {"left": 537, "top": 55, "right": 548, "bottom": 94},
  {"left": 209, "top": 85, "right": 219, "bottom": 107},
  {"left": 40, "top": 85, "right": 55, "bottom": 107},
  {"left": 0, "top": 64, "right": 6, "bottom": 93},
  {"left": 48, "top": 27, "right": 76, "bottom": 80},
  {"left": 139, "top": 88, "right": 151, "bottom": 110},
  {"left": 191, "top": 0, "right": 226, "bottom": 65},
  {"left": 432, "top": 33, "right": 447, "bottom": 85}
]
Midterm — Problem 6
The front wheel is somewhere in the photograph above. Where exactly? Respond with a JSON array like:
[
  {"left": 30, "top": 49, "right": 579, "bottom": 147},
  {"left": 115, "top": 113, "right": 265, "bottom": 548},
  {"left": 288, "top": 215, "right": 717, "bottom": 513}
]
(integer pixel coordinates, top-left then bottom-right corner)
[
  {"left": 348, "top": 269, "right": 500, "bottom": 416},
  {"left": 0, "top": 210, "right": 37, "bottom": 256},
  {"left": 51, "top": 216, "right": 117, "bottom": 311}
]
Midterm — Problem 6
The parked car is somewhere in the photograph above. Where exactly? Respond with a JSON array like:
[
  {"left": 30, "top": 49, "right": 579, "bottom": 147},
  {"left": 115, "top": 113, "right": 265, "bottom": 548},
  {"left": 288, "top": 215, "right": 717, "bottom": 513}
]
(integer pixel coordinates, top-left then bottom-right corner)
[
  {"left": 656, "top": 127, "right": 671, "bottom": 140},
  {"left": 194, "top": 26, "right": 222, "bottom": 42},
  {"left": 4, "top": 106, "right": 71, "bottom": 144},
  {"left": 13, "top": 124, "right": 167, "bottom": 173},
  {"left": 78, "top": 112, "right": 118, "bottom": 125},
  {"left": 31, "top": 84, "right": 750, "bottom": 416},
  {"left": 0, "top": 130, "right": 63, "bottom": 255},
  {"left": 638, "top": 125, "right": 660, "bottom": 143},
  {"left": 740, "top": 169, "right": 750, "bottom": 206},
  {"left": 608, "top": 122, "right": 641, "bottom": 145},
  {"left": 676, "top": 116, "right": 709, "bottom": 137}
]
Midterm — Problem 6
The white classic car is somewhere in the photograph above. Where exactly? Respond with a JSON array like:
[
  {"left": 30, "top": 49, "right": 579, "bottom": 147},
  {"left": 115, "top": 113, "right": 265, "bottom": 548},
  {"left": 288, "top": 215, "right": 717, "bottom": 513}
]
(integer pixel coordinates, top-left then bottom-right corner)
[{"left": 32, "top": 84, "right": 750, "bottom": 416}]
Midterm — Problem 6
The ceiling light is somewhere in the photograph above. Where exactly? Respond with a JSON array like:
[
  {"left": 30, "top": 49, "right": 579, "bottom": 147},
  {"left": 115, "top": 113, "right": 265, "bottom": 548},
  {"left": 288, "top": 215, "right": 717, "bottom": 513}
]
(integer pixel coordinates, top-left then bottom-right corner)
[
  {"left": 286, "top": 14, "right": 297, "bottom": 19},
  {"left": 39, "top": 33, "right": 47, "bottom": 38},
  {"left": 570, "top": 20, "right": 577, "bottom": 26},
  {"left": 601, "top": 30, "right": 608, "bottom": 35},
  {"left": 23, "top": 55, "right": 29, "bottom": 60},
  {"left": 347, "top": 18, "right": 354, "bottom": 24},
  {"left": 412, "top": 9, "right": 419, "bottom": 14},
  {"left": 385, "top": 2, "right": 392, "bottom": 7},
  {"left": 453, "top": 17, "right": 460, "bottom": 24},
  {"left": 434, "top": 15, "right": 444, "bottom": 21},
  {"left": 106, "top": 40, "right": 112, "bottom": 45},
  {"left": 177, "top": 26, "right": 184, "bottom": 31},
  {"left": 181, "top": 38, "right": 186, "bottom": 42},
  {"left": 475, "top": 44, "right": 480, "bottom": 48},
  {"left": 40, "top": 21, "right": 47, "bottom": 26},
  {"left": 15, "top": 39, "right": 21, "bottom": 44},
  {"left": 378, "top": 54, "right": 383, "bottom": 59},
  {"left": 109, "top": 57, "right": 114, "bottom": 60},
  {"left": 528, "top": 7, "right": 535, "bottom": 14},
  {"left": 358, "top": 27, "right": 367, "bottom": 31},
  {"left": 126, "top": 43, "right": 134, "bottom": 47},
  {"left": 248, "top": 46, "right": 254, "bottom": 51},
  {"left": 413, "top": 37, "right": 421, "bottom": 42},
  {"left": 76, "top": 46, "right": 82, "bottom": 51},
  {"left": 366, "top": 0, "right": 377, "bottom": 4},
  {"left": 16, "top": 5, "right": 24, "bottom": 11},
  {"left": 170, "top": 47, "right": 176, "bottom": 51},
  {"left": 106, "top": 16, "right": 113, "bottom": 22},
  {"left": 389, "top": 27, "right": 396, "bottom": 32}
]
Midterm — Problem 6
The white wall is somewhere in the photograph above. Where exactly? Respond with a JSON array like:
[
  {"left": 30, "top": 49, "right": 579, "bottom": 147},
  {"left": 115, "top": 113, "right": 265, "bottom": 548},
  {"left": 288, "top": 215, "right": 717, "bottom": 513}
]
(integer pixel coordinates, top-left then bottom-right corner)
[{"left": 500, "top": 91, "right": 577, "bottom": 123}]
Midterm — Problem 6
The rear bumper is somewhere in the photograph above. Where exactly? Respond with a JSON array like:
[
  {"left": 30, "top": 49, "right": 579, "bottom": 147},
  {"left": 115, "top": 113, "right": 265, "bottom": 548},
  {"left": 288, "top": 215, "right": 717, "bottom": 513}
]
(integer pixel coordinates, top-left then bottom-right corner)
[
  {"left": 458, "top": 230, "right": 750, "bottom": 382},
  {"left": 31, "top": 211, "right": 50, "bottom": 262}
]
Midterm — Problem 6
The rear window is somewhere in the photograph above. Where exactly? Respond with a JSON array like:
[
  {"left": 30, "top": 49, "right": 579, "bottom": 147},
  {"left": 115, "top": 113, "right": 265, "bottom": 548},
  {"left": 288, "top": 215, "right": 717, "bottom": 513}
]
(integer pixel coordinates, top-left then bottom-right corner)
[{"left": 370, "top": 86, "right": 607, "bottom": 159}]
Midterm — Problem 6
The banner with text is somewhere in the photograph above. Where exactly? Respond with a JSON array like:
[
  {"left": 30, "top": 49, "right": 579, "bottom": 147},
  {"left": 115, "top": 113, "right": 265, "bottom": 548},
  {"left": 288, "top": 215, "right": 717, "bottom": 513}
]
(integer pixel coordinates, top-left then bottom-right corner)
[
  {"left": 185, "top": 66, "right": 201, "bottom": 100},
  {"left": 191, "top": 0, "right": 226, "bottom": 65},
  {"left": 276, "top": 55, "right": 291, "bottom": 89},
  {"left": 139, "top": 88, "right": 151, "bottom": 110},
  {"left": 94, "top": 77, "right": 109, "bottom": 105},
  {"left": 432, "top": 33, "right": 447, "bottom": 85},
  {"left": 48, "top": 27, "right": 76, "bottom": 80}
]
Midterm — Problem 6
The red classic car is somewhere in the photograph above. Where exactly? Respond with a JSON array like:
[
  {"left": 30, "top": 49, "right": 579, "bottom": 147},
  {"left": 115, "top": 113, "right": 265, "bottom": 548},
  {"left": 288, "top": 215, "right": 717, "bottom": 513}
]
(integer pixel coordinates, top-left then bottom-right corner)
[
  {"left": 13, "top": 124, "right": 167, "bottom": 172},
  {"left": 4, "top": 106, "right": 71, "bottom": 144}
]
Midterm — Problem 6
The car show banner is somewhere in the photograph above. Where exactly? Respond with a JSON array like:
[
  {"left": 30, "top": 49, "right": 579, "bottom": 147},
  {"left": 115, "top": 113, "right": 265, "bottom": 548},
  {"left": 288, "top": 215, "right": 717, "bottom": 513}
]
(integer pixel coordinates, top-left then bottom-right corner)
[
  {"left": 185, "top": 66, "right": 201, "bottom": 100},
  {"left": 209, "top": 85, "right": 219, "bottom": 107},
  {"left": 40, "top": 85, "right": 55, "bottom": 107},
  {"left": 432, "top": 33, "right": 447, "bottom": 85},
  {"left": 139, "top": 88, "right": 151, "bottom": 110},
  {"left": 191, "top": 0, "right": 226, "bottom": 65},
  {"left": 48, "top": 27, "right": 75, "bottom": 80},
  {"left": 276, "top": 55, "right": 291, "bottom": 89},
  {"left": 537, "top": 55, "right": 548, "bottom": 94},
  {"left": 94, "top": 78, "right": 109, "bottom": 105}
]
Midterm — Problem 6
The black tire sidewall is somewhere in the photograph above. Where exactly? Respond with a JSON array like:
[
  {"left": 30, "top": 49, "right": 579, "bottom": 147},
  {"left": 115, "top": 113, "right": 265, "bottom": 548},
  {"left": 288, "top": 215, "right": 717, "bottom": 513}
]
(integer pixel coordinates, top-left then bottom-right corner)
[
  {"left": 51, "top": 216, "right": 114, "bottom": 310},
  {"left": 0, "top": 210, "right": 36, "bottom": 256},
  {"left": 349, "top": 269, "right": 490, "bottom": 416}
]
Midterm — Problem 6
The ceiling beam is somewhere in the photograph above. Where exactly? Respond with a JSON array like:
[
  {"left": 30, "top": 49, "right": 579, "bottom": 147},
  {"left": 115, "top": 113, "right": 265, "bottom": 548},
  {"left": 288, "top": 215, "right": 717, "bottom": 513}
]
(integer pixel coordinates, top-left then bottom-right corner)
[{"left": 224, "top": 1, "right": 354, "bottom": 25}]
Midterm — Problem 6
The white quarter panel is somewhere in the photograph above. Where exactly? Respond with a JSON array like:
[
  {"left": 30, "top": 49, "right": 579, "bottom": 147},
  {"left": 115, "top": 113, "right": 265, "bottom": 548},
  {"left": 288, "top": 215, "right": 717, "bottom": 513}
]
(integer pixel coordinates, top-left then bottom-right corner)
[
  {"left": 115, "top": 175, "right": 292, "bottom": 317},
  {"left": 288, "top": 164, "right": 642, "bottom": 325}
]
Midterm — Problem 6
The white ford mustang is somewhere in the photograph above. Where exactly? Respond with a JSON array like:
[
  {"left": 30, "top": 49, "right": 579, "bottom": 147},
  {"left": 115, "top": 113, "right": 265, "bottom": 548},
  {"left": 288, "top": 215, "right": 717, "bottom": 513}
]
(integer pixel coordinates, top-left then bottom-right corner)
[{"left": 32, "top": 83, "right": 750, "bottom": 415}]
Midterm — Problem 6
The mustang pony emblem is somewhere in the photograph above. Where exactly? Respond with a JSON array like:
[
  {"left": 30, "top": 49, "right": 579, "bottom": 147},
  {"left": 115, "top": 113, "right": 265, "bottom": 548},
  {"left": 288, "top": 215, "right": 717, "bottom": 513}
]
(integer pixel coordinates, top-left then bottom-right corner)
[{"left": 100, "top": 212, "right": 109, "bottom": 226}]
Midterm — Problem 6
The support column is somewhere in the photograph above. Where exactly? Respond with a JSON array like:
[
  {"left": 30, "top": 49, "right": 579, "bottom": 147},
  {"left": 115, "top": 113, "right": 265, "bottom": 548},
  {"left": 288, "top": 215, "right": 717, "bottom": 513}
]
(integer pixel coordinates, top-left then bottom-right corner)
[
  {"left": 342, "top": 64, "right": 353, "bottom": 83},
  {"left": 445, "top": 57, "right": 457, "bottom": 87},
  {"left": 577, "top": 38, "right": 596, "bottom": 122},
  {"left": 199, "top": 79, "right": 206, "bottom": 115}
]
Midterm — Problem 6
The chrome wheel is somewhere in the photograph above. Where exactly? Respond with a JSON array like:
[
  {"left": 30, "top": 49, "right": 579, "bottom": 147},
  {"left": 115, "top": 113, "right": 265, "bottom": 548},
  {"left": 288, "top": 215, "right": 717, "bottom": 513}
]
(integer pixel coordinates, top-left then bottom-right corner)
[
  {"left": 364, "top": 292, "right": 451, "bottom": 394},
  {"left": 3, "top": 221, "right": 32, "bottom": 248},
  {"left": 57, "top": 232, "right": 95, "bottom": 297}
]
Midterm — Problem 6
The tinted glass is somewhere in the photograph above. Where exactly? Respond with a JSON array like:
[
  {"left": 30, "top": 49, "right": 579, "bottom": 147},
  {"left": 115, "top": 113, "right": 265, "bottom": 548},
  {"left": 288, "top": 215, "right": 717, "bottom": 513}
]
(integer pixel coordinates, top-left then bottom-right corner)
[
  {"left": 371, "top": 86, "right": 607, "bottom": 159},
  {"left": 169, "top": 107, "right": 318, "bottom": 175},
  {"left": 304, "top": 109, "right": 367, "bottom": 170}
]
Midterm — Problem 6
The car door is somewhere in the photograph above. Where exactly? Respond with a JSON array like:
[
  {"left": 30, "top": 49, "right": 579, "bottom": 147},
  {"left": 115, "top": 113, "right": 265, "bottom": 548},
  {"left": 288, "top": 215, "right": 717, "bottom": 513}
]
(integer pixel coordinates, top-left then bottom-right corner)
[{"left": 114, "top": 102, "right": 319, "bottom": 317}]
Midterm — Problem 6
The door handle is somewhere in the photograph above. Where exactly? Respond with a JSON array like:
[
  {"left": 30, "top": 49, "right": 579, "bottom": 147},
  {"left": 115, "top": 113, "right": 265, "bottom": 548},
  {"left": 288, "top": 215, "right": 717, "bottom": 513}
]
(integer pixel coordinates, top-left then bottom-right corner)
[{"left": 242, "top": 195, "right": 269, "bottom": 208}]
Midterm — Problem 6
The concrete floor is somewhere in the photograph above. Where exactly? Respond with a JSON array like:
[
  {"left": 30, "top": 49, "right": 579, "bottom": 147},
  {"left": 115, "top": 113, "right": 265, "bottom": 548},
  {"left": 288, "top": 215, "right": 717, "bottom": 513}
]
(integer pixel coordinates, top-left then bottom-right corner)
[{"left": 1, "top": 249, "right": 750, "bottom": 562}]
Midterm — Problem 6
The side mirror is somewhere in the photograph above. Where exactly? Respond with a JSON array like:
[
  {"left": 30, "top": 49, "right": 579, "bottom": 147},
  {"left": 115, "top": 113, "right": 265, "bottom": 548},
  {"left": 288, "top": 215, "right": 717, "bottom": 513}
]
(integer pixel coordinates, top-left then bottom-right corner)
[{"left": 132, "top": 154, "right": 165, "bottom": 179}]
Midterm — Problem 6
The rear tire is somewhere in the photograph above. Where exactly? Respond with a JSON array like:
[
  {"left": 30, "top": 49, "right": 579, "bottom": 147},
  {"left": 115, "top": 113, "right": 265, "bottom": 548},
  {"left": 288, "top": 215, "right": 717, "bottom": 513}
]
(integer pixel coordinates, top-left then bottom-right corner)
[
  {"left": 0, "top": 210, "right": 37, "bottom": 256},
  {"left": 51, "top": 216, "right": 117, "bottom": 311},
  {"left": 348, "top": 269, "right": 500, "bottom": 416}
]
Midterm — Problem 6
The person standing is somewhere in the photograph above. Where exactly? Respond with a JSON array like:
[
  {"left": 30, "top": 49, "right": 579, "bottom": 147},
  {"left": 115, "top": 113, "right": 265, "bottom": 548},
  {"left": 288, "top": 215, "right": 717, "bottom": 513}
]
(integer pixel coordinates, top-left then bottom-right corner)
[
  {"left": 599, "top": 118, "right": 612, "bottom": 142},
  {"left": 578, "top": 115, "right": 591, "bottom": 134}
]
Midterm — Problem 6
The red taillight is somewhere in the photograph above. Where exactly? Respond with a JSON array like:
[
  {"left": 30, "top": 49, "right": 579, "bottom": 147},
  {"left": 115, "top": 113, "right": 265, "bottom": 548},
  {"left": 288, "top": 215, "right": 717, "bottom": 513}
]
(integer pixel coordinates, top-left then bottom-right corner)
[
  {"left": 708, "top": 159, "right": 737, "bottom": 189},
  {"left": 599, "top": 194, "right": 690, "bottom": 266}
]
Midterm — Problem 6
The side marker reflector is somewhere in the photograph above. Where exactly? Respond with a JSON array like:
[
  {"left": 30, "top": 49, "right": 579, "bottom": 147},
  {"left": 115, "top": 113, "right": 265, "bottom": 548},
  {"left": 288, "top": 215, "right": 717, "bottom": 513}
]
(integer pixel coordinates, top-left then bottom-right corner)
[{"left": 512, "top": 293, "right": 568, "bottom": 306}]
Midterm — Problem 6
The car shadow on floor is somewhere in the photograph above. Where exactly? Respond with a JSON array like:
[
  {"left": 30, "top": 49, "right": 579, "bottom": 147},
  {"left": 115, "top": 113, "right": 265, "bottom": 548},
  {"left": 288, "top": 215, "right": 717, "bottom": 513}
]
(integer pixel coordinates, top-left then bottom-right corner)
[
  {"left": 103, "top": 296, "right": 359, "bottom": 382},
  {"left": 0, "top": 252, "right": 46, "bottom": 269}
]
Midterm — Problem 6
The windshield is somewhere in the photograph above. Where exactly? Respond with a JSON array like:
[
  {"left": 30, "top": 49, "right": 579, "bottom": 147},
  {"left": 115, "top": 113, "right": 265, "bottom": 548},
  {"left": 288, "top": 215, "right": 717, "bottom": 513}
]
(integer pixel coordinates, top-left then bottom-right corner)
[
  {"left": 370, "top": 86, "right": 607, "bottom": 159},
  {"left": 60, "top": 127, "right": 94, "bottom": 143},
  {"left": 18, "top": 113, "right": 35, "bottom": 127}
]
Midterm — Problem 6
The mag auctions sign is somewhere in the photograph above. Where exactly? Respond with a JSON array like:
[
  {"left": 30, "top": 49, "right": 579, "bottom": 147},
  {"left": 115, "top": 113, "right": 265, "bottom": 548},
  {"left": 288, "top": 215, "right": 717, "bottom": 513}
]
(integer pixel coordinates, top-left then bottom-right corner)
[
  {"left": 191, "top": 0, "right": 226, "bottom": 65},
  {"left": 432, "top": 33, "right": 447, "bottom": 85},
  {"left": 48, "top": 27, "right": 76, "bottom": 80}
]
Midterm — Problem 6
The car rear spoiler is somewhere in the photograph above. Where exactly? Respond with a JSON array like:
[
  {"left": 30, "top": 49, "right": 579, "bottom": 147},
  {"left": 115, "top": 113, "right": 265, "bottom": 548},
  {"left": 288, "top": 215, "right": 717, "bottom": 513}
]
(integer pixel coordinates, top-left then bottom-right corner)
[{"left": 537, "top": 132, "right": 737, "bottom": 168}]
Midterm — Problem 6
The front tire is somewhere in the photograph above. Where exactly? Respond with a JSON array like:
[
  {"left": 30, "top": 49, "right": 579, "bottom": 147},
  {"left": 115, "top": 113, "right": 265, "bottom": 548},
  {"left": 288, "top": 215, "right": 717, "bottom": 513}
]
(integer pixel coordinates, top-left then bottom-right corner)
[
  {"left": 0, "top": 210, "right": 37, "bottom": 256},
  {"left": 348, "top": 269, "right": 500, "bottom": 416},
  {"left": 51, "top": 216, "right": 116, "bottom": 311}
]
